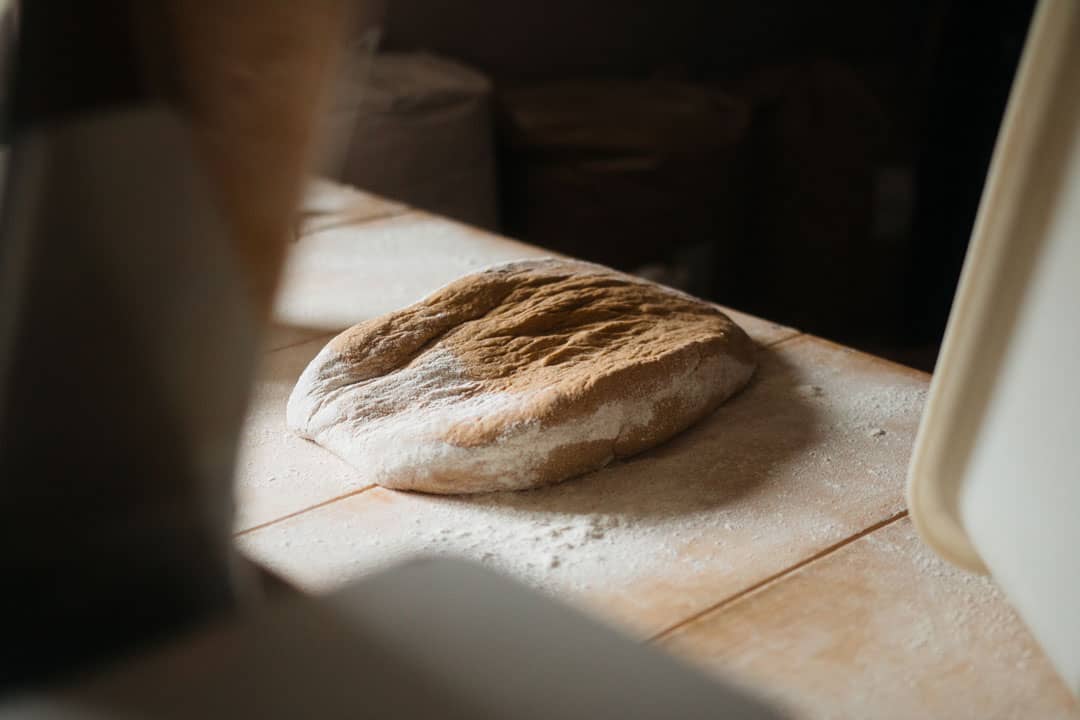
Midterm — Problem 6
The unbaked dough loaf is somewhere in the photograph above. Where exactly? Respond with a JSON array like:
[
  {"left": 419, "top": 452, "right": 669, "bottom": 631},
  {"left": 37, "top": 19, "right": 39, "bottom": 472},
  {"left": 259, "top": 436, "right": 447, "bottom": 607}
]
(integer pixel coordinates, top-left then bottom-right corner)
[{"left": 287, "top": 258, "right": 756, "bottom": 493}]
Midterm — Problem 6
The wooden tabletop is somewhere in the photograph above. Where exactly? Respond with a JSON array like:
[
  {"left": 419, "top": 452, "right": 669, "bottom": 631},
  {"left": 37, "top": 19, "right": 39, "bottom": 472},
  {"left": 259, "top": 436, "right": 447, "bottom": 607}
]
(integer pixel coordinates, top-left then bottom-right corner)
[{"left": 237, "top": 181, "right": 1079, "bottom": 719}]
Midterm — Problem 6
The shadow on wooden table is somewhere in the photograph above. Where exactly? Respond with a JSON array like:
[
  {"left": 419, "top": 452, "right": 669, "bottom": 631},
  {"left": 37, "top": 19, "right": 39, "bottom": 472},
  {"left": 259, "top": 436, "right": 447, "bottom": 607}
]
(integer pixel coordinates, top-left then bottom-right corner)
[{"left": 453, "top": 347, "right": 821, "bottom": 521}]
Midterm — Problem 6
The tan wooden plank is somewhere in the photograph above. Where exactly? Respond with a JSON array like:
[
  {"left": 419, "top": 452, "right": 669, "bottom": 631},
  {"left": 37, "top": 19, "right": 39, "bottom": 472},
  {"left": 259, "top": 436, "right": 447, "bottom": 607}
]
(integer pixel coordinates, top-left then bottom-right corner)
[
  {"left": 274, "top": 211, "right": 550, "bottom": 332},
  {"left": 798, "top": 332, "right": 931, "bottom": 383},
  {"left": 274, "top": 209, "right": 797, "bottom": 345},
  {"left": 282, "top": 179, "right": 798, "bottom": 349},
  {"left": 237, "top": 335, "right": 927, "bottom": 636},
  {"left": 298, "top": 179, "right": 407, "bottom": 233},
  {"left": 660, "top": 516, "right": 1080, "bottom": 719},
  {"left": 721, "top": 306, "right": 799, "bottom": 348},
  {"left": 234, "top": 336, "right": 370, "bottom": 532}
]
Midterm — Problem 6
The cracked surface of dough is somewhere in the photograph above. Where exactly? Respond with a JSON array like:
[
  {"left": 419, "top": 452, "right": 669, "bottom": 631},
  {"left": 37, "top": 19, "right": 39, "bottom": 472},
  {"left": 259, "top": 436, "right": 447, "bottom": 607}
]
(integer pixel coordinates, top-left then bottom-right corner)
[{"left": 287, "top": 258, "right": 756, "bottom": 493}]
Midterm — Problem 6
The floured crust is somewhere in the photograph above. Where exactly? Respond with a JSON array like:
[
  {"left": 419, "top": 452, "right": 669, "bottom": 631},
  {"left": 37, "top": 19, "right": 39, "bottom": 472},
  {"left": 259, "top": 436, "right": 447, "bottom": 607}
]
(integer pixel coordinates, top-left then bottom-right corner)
[{"left": 287, "top": 258, "right": 756, "bottom": 493}]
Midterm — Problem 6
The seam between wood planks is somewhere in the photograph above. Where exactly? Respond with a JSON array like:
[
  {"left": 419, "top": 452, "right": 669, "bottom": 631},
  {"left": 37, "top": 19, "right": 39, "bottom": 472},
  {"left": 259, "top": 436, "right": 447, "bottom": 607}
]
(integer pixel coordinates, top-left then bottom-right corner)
[
  {"left": 299, "top": 207, "right": 411, "bottom": 235},
  {"left": 649, "top": 509, "right": 910, "bottom": 643},
  {"left": 234, "top": 484, "right": 378, "bottom": 538},
  {"left": 792, "top": 332, "right": 932, "bottom": 382},
  {"left": 762, "top": 332, "right": 802, "bottom": 349},
  {"left": 262, "top": 330, "right": 336, "bottom": 355}
]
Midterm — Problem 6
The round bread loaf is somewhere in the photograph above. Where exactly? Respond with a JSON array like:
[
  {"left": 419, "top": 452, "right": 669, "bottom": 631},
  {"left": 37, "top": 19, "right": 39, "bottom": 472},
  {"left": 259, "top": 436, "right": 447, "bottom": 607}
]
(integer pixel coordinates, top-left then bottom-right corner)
[{"left": 287, "top": 258, "right": 756, "bottom": 493}]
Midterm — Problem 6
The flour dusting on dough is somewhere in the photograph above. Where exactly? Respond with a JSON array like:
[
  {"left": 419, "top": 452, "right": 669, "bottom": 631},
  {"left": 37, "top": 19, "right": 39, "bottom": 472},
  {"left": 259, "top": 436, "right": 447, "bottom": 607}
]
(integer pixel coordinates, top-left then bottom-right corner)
[{"left": 287, "top": 258, "right": 756, "bottom": 493}]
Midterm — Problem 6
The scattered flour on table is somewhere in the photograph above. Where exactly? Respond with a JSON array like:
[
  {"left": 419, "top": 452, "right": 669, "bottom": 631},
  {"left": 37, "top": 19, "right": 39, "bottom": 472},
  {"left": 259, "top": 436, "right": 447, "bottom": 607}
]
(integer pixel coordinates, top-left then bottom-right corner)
[
  {"left": 824, "top": 522, "right": 1064, "bottom": 718},
  {"left": 256, "top": 495, "right": 738, "bottom": 595},
  {"left": 241, "top": 356, "right": 934, "bottom": 613}
]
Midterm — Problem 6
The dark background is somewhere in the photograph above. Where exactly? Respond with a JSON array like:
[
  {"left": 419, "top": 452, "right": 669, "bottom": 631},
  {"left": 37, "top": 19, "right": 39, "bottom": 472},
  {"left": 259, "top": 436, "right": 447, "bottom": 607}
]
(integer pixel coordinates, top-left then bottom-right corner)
[{"left": 379, "top": 0, "right": 1035, "bottom": 371}]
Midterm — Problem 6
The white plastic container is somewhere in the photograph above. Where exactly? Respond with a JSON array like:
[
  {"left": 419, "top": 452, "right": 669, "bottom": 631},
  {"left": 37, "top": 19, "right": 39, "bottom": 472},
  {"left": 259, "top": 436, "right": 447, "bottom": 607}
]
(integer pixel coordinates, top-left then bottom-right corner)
[{"left": 906, "top": 0, "right": 1080, "bottom": 697}]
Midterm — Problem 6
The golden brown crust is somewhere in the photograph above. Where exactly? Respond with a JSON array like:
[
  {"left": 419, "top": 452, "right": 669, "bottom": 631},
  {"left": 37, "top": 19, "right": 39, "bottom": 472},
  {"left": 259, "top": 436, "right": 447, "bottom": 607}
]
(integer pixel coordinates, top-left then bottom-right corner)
[{"left": 288, "top": 259, "right": 757, "bottom": 493}]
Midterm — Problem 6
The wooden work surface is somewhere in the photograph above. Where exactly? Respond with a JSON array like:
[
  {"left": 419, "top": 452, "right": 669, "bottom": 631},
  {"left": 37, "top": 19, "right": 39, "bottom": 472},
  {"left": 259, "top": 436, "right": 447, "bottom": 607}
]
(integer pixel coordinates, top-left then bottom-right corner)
[{"left": 237, "top": 181, "right": 1079, "bottom": 719}]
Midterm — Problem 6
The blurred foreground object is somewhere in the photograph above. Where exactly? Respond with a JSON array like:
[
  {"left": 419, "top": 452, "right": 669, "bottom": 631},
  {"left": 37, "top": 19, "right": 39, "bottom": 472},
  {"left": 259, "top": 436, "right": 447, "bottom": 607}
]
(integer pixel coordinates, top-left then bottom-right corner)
[
  {"left": 0, "top": 0, "right": 356, "bottom": 691},
  {"left": 0, "top": 558, "right": 784, "bottom": 719}
]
